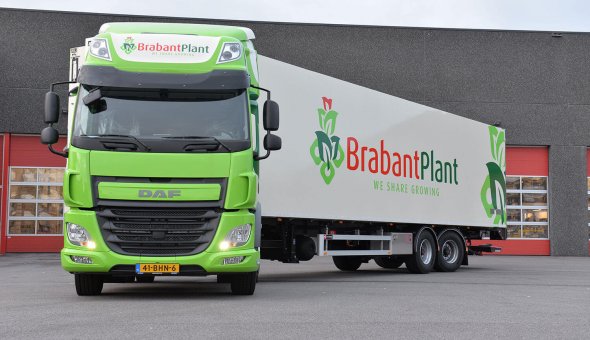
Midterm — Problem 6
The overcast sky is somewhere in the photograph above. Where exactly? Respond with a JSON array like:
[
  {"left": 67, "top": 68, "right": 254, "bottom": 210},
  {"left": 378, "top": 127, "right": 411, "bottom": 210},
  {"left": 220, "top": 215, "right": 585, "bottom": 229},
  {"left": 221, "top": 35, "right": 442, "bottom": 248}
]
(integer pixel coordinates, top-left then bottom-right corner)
[{"left": 1, "top": 0, "right": 589, "bottom": 32}]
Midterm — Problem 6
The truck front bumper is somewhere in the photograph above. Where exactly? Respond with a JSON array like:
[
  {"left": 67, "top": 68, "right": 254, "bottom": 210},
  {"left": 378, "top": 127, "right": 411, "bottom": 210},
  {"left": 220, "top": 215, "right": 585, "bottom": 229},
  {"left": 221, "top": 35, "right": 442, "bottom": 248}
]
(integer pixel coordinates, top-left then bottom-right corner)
[{"left": 61, "top": 209, "right": 259, "bottom": 275}]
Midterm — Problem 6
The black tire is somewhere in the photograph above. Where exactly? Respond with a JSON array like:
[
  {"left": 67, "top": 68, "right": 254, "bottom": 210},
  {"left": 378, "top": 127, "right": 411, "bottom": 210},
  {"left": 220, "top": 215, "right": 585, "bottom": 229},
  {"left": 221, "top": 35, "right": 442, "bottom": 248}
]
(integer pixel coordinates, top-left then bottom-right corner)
[
  {"left": 332, "top": 256, "right": 362, "bottom": 271},
  {"left": 136, "top": 275, "right": 155, "bottom": 283},
  {"left": 217, "top": 274, "right": 232, "bottom": 284},
  {"left": 230, "top": 271, "right": 257, "bottom": 295},
  {"left": 75, "top": 274, "right": 104, "bottom": 296},
  {"left": 374, "top": 256, "right": 404, "bottom": 269},
  {"left": 435, "top": 232, "right": 465, "bottom": 272},
  {"left": 405, "top": 231, "right": 436, "bottom": 274}
]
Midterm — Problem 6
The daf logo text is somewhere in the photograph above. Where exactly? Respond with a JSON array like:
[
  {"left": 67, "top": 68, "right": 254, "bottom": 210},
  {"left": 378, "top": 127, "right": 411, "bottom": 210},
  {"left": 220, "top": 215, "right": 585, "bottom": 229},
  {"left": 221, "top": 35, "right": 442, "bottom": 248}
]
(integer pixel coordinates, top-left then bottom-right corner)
[{"left": 138, "top": 189, "right": 181, "bottom": 198}]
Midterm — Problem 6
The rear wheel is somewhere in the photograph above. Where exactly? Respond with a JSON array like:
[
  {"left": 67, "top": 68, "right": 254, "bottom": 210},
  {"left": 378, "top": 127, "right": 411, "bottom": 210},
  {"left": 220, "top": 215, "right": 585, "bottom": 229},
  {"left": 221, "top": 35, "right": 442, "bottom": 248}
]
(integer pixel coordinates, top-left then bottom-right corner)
[
  {"left": 435, "top": 232, "right": 465, "bottom": 272},
  {"left": 333, "top": 256, "right": 362, "bottom": 271},
  {"left": 75, "top": 274, "right": 104, "bottom": 296},
  {"left": 374, "top": 256, "right": 404, "bottom": 269},
  {"left": 405, "top": 231, "right": 436, "bottom": 274},
  {"left": 230, "top": 271, "right": 258, "bottom": 295}
]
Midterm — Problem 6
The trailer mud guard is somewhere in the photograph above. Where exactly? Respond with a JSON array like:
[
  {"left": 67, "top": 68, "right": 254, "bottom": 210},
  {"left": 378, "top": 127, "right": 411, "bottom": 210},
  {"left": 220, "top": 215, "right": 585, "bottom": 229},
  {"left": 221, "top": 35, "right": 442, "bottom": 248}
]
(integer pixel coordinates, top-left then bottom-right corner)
[{"left": 415, "top": 226, "right": 438, "bottom": 253}]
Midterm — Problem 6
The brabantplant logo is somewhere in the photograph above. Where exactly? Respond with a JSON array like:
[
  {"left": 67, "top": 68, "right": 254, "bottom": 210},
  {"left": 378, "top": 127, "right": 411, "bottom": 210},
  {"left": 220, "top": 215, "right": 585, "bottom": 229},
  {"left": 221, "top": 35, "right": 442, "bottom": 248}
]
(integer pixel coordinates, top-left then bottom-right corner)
[
  {"left": 480, "top": 126, "right": 506, "bottom": 225},
  {"left": 310, "top": 97, "right": 344, "bottom": 185},
  {"left": 121, "top": 37, "right": 136, "bottom": 54}
]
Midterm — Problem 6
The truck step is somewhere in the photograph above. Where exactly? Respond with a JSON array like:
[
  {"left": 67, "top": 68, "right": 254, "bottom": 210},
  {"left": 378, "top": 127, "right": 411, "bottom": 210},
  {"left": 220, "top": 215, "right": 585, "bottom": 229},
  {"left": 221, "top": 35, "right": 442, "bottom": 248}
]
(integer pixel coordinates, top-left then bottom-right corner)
[{"left": 468, "top": 244, "right": 501, "bottom": 255}]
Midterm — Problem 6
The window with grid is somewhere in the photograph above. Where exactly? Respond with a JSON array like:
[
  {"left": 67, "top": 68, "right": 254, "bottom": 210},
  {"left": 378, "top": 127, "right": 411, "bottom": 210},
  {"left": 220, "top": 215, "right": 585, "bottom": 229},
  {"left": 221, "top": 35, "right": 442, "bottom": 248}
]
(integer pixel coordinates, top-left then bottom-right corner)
[
  {"left": 8, "top": 167, "right": 65, "bottom": 235},
  {"left": 506, "top": 176, "right": 548, "bottom": 239}
]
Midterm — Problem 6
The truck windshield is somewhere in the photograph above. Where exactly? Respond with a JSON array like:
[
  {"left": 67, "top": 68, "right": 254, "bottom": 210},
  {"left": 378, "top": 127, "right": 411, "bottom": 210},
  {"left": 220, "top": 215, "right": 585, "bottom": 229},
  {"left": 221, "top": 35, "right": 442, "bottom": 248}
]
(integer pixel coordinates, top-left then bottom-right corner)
[{"left": 73, "top": 86, "right": 249, "bottom": 151}]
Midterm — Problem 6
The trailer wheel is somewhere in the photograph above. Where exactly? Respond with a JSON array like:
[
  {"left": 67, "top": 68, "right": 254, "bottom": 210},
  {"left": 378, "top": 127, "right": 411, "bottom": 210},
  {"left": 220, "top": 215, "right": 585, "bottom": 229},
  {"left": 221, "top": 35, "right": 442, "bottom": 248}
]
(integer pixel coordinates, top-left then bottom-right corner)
[
  {"left": 230, "top": 271, "right": 258, "bottom": 295},
  {"left": 405, "top": 232, "right": 436, "bottom": 274},
  {"left": 435, "top": 232, "right": 465, "bottom": 272},
  {"left": 75, "top": 274, "right": 104, "bottom": 296},
  {"left": 374, "top": 256, "right": 404, "bottom": 269},
  {"left": 333, "top": 256, "right": 362, "bottom": 271},
  {"left": 135, "top": 275, "right": 155, "bottom": 283}
]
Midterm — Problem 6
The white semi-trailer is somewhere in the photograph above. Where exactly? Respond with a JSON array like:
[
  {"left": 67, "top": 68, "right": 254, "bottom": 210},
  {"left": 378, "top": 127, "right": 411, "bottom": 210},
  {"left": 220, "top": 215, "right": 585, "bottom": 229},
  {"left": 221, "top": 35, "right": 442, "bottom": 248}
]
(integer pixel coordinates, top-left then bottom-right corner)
[{"left": 257, "top": 56, "right": 506, "bottom": 273}]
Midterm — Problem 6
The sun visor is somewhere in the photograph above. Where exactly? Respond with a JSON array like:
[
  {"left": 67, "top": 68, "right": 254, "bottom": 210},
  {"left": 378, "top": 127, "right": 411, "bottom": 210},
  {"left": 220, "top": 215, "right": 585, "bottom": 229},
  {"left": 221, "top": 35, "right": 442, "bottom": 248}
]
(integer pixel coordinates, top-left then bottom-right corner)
[{"left": 77, "top": 65, "right": 250, "bottom": 90}]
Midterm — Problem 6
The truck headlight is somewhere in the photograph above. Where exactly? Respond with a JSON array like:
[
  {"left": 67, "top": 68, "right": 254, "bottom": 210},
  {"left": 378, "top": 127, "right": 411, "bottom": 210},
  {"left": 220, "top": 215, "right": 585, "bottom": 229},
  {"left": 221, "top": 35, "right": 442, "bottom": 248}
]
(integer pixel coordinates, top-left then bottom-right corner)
[
  {"left": 66, "top": 223, "right": 95, "bottom": 249},
  {"left": 88, "top": 38, "right": 111, "bottom": 61},
  {"left": 219, "top": 224, "right": 251, "bottom": 250},
  {"left": 217, "top": 42, "right": 242, "bottom": 63}
]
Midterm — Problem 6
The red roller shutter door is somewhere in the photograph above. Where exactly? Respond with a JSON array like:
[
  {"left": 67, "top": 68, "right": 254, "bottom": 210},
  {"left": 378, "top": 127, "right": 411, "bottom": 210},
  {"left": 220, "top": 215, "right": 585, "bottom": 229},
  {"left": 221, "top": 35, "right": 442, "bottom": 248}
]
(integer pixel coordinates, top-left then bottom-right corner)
[
  {"left": 472, "top": 146, "right": 550, "bottom": 255},
  {"left": 5, "top": 135, "right": 66, "bottom": 252},
  {"left": 1, "top": 134, "right": 6, "bottom": 254}
]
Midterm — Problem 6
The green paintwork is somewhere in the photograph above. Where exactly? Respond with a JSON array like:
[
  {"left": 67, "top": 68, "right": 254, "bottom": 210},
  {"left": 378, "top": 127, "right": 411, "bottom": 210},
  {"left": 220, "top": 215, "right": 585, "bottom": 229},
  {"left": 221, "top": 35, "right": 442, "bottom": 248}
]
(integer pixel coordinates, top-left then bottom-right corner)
[
  {"left": 60, "top": 23, "right": 264, "bottom": 275},
  {"left": 225, "top": 151, "right": 257, "bottom": 209},
  {"left": 89, "top": 149, "right": 232, "bottom": 178},
  {"left": 63, "top": 147, "right": 93, "bottom": 208},
  {"left": 98, "top": 182, "right": 221, "bottom": 201},
  {"left": 61, "top": 208, "right": 258, "bottom": 274},
  {"left": 65, "top": 147, "right": 257, "bottom": 210}
]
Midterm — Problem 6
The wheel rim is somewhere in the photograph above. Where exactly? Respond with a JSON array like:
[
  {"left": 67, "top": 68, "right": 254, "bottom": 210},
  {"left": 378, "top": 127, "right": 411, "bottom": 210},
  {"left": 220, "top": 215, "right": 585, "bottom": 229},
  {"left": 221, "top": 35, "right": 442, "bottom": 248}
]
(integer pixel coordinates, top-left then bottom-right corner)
[
  {"left": 419, "top": 239, "right": 433, "bottom": 264},
  {"left": 441, "top": 240, "right": 459, "bottom": 263}
]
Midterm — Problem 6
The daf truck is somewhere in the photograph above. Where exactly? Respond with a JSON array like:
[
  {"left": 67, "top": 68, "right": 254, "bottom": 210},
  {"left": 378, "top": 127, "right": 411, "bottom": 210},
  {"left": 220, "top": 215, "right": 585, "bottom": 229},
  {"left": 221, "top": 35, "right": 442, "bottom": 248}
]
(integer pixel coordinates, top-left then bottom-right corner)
[{"left": 41, "top": 22, "right": 506, "bottom": 296}]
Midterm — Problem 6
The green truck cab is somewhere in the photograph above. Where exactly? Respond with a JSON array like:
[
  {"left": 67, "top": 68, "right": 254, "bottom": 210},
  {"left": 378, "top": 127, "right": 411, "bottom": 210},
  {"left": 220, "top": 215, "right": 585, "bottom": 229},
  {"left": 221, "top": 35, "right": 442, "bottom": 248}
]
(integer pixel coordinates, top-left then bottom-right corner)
[{"left": 40, "top": 22, "right": 281, "bottom": 295}]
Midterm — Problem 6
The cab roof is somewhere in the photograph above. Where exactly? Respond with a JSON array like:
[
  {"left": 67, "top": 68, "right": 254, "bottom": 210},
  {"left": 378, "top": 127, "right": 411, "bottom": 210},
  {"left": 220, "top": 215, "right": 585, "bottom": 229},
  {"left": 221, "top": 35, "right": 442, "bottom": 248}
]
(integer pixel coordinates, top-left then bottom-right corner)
[{"left": 99, "top": 22, "right": 255, "bottom": 41}]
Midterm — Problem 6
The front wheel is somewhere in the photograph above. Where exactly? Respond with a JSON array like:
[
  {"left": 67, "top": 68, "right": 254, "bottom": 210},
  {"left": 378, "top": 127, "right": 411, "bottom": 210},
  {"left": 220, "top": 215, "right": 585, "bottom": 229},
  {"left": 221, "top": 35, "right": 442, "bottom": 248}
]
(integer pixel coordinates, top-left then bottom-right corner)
[
  {"left": 333, "top": 256, "right": 363, "bottom": 271},
  {"left": 405, "top": 231, "right": 436, "bottom": 274},
  {"left": 75, "top": 274, "right": 104, "bottom": 296},
  {"left": 435, "top": 232, "right": 465, "bottom": 272},
  {"left": 230, "top": 271, "right": 258, "bottom": 295}
]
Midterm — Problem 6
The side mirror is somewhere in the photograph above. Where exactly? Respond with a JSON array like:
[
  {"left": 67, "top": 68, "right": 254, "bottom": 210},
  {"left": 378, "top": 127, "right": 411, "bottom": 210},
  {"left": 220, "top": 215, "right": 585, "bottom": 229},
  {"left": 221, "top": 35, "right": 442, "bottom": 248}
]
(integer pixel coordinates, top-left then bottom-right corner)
[
  {"left": 264, "top": 134, "right": 282, "bottom": 151},
  {"left": 263, "top": 100, "right": 279, "bottom": 131},
  {"left": 41, "top": 126, "right": 59, "bottom": 145},
  {"left": 44, "top": 92, "right": 60, "bottom": 124}
]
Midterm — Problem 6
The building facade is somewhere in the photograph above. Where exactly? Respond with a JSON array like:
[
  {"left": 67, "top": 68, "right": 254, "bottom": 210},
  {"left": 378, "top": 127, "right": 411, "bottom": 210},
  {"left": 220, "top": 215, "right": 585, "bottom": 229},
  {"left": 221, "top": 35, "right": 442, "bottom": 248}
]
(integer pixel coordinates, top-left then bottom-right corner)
[{"left": 0, "top": 8, "right": 588, "bottom": 255}]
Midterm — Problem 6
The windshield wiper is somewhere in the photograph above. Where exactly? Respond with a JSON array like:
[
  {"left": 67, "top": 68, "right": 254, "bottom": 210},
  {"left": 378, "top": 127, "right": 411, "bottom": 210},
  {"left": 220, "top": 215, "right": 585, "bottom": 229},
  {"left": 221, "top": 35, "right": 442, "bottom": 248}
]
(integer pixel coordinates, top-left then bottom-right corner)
[
  {"left": 162, "top": 136, "right": 232, "bottom": 152},
  {"left": 91, "top": 134, "right": 151, "bottom": 152}
]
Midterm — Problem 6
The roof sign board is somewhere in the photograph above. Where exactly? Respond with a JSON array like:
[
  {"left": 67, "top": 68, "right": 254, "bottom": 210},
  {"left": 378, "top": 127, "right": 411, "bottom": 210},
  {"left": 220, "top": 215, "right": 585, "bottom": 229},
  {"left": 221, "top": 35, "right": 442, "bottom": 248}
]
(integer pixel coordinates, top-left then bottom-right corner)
[{"left": 111, "top": 33, "right": 220, "bottom": 63}]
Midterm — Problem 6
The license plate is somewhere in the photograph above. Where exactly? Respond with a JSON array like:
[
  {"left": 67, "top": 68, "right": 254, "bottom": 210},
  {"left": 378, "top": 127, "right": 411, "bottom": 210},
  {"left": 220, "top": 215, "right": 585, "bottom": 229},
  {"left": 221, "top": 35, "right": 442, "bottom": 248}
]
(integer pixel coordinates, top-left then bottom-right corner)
[{"left": 136, "top": 263, "right": 179, "bottom": 274}]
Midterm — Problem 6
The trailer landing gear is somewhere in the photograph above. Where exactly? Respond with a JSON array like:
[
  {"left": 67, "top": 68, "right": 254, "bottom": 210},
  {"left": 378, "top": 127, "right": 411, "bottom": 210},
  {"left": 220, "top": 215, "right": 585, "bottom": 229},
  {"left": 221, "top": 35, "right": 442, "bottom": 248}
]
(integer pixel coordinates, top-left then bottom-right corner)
[
  {"left": 374, "top": 256, "right": 404, "bottom": 269},
  {"left": 332, "top": 256, "right": 363, "bottom": 271}
]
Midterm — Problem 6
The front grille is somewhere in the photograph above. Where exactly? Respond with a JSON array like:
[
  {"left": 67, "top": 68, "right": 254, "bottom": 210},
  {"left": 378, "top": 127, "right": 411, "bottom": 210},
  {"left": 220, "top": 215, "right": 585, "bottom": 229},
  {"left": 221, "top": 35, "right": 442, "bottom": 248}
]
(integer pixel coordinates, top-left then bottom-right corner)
[{"left": 97, "top": 207, "right": 219, "bottom": 257}]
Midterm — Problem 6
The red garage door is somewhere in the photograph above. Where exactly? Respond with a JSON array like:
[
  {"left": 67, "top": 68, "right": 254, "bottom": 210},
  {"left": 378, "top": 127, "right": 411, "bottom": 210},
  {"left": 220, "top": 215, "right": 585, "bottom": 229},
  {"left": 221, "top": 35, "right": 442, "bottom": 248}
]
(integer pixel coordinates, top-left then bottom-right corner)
[
  {"left": 472, "top": 146, "right": 550, "bottom": 255},
  {"left": 4, "top": 135, "right": 67, "bottom": 252},
  {"left": 0, "top": 134, "right": 5, "bottom": 254}
]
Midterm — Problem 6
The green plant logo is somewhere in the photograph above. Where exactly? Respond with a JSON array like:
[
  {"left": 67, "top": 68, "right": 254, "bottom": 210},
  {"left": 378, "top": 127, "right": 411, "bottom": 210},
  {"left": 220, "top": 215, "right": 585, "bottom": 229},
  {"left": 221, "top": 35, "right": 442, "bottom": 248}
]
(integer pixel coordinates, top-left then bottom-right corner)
[
  {"left": 310, "top": 97, "right": 344, "bottom": 185},
  {"left": 480, "top": 126, "right": 507, "bottom": 225},
  {"left": 121, "top": 37, "right": 136, "bottom": 54}
]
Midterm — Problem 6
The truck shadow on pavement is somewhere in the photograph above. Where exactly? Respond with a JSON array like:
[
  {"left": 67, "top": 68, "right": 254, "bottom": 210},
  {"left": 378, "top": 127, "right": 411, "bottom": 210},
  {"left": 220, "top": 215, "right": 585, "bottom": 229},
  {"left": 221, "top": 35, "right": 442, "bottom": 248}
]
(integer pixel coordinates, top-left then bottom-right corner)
[
  {"left": 100, "top": 280, "right": 240, "bottom": 298},
  {"left": 97, "top": 267, "right": 482, "bottom": 297}
]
